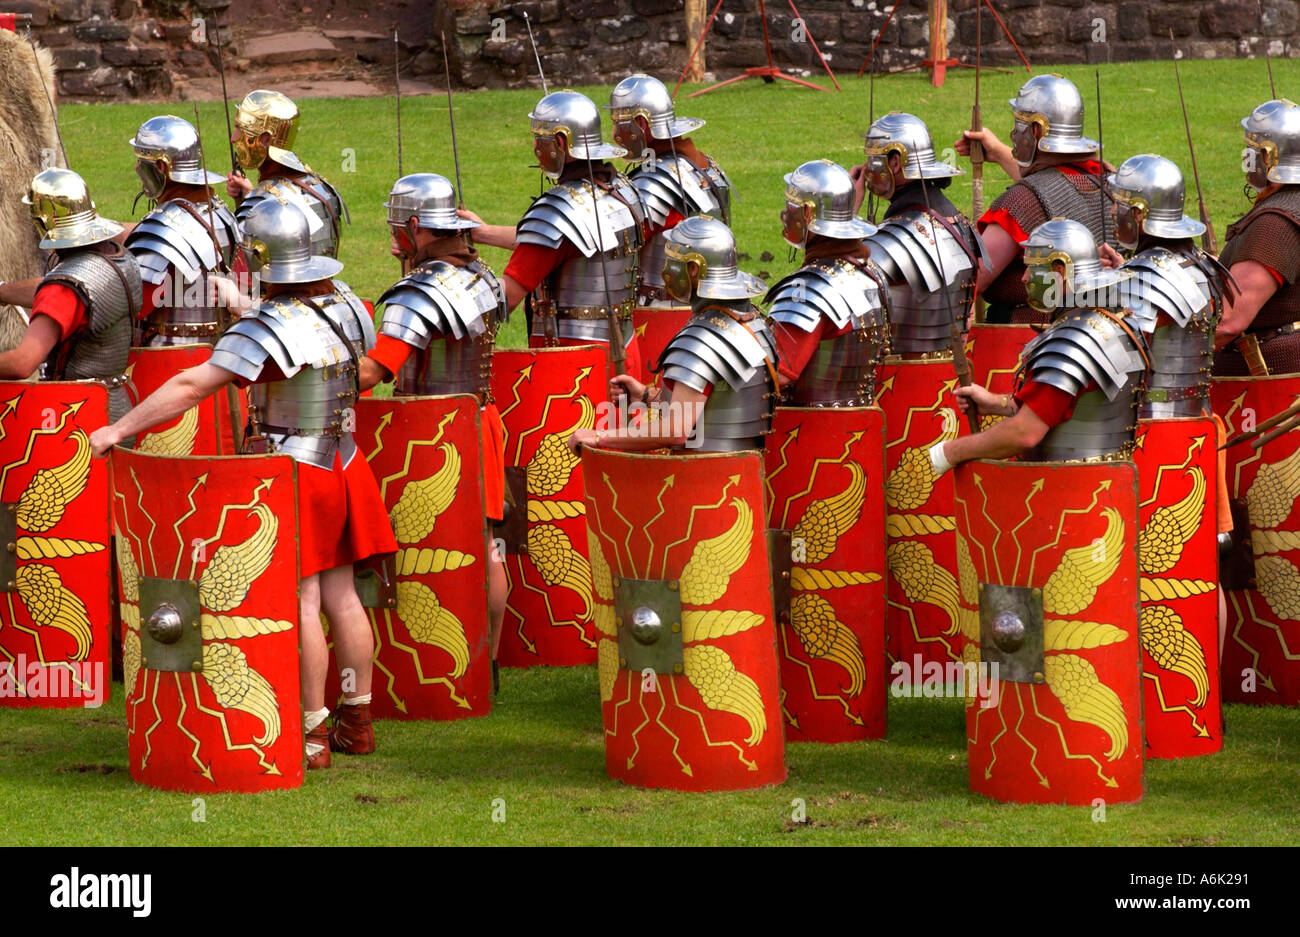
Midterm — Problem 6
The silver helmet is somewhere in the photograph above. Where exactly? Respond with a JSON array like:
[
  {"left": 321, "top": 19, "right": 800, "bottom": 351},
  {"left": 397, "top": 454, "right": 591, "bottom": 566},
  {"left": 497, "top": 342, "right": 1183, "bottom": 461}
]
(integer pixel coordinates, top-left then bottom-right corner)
[
  {"left": 1242, "top": 99, "right": 1300, "bottom": 185},
  {"left": 129, "top": 115, "right": 225, "bottom": 197},
  {"left": 607, "top": 74, "right": 705, "bottom": 141},
  {"left": 1108, "top": 154, "right": 1204, "bottom": 247},
  {"left": 783, "top": 159, "right": 877, "bottom": 247},
  {"left": 23, "top": 168, "right": 123, "bottom": 250},
  {"left": 384, "top": 173, "right": 475, "bottom": 231},
  {"left": 1021, "top": 218, "right": 1129, "bottom": 315},
  {"left": 864, "top": 112, "right": 963, "bottom": 180},
  {"left": 529, "top": 90, "right": 625, "bottom": 178},
  {"left": 239, "top": 197, "right": 343, "bottom": 285},
  {"left": 1009, "top": 74, "right": 1098, "bottom": 162},
  {"left": 663, "top": 215, "right": 766, "bottom": 301}
]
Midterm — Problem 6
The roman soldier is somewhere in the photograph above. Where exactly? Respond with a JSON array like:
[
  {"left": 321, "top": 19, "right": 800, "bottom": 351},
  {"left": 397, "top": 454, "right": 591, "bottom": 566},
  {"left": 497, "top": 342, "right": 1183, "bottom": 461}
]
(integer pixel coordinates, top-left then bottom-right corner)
[
  {"left": 462, "top": 89, "right": 645, "bottom": 367},
  {"left": 935, "top": 219, "right": 1148, "bottom": 804},
  {"left": 226, "top": 90, "right": 348, "bottom": 260},
  {"left": 0, "top": 169, "right": 140, "bottom": 421},
  {"left": 608, "top": 73, "right": 732, "bottom": 380},
  {"left": 764, "top": 160, "right": 891, "bottom": 740},
  {"left": 1110, "top": 153, "right": 1231, "bottom": 756},
  {"left": 358, "top": 172, "right": 509, "bottom": 697},
  {"left": 1211, "top": 98, "right": 1300, "bottom": 707},
  {"left": 89, "top": 198, "right": 398, "bottom": 769},
  {"left": 571, "top": 215, "right": 775, "bottom": 454},
  {"left": 956, "top": 74, "right": 1116, "bottom": 325},
  {"left": 127, "top": 114, "right": 240, "bottom": 346}
]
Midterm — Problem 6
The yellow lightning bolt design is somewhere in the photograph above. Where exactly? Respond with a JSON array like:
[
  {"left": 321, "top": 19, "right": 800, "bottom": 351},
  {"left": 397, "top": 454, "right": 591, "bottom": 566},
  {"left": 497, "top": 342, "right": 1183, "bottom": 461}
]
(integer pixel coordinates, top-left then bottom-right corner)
[
  {"left": 366, "top": 411, "right": 393, "bottom": 463},
  {"left": 969, "top": 471, "right": 1006, "bottom": 583},
  {"left": 1013, "top": 684, "right": 1050, "bottom": 788},
  {"left": 189, "top": 673, "right": 281, "bottom": 776},
  {"left": 368, "top": 616, "right": 407, "bottom": 714},
  {"left": 983, "top": 693, "right": 1010, "bottom": 780},
  {"left": 778, "top": 621, "right": 864, "bottom": 726},
  {"left": 955, "top": 486, "right": 994, "bottom": 593},
  {"left": 1009, "top": 478, "right": 1045, "bottom": 581},
  {"left": 887, "top": 600, "right": 958, "bottom": 660},
  {"left": 0, "top": 392, "right": 23, "bottom": 447},
  {"left": 380, "top": 609, "right": 471, "bottom": 709},
  {"left": 606, "top": 667, "right": 634, "bottom": 741},
  {"left": 520, "top": 570, "right": 596, "bottom": 648},
  {"left": 128, "top": 466, "right": 160, "bottom": 577},
  {"left": 779, "top": 687, "right": 799, "bottom": 732},
  {"left": 1138, "top": 435, "right": 1203, "bottom": 510},
  {"left": 666, "top": 677, "right": 757, "bottom": 771},
  {"left": 650, "top": 677, "right": 693, "bottom": 776},
  {"left": 778, "top": 431, "right": 864, "bottom": 530},
  {"left": 885, "top": 380, "right": 954, "bottom": 449},
  {"left": 170, "top": 473, "right": 210, "bottom": 580},
  {"left": 496, "top": 361, "right": 534, "bottom": 428},
  {"left": 1027, "top": 479, "right": 1113, "bottom": 582},
  {"left": 640, "top": 474, "right": 678, "bottom": 578},
  {"left": 1228, "top": 591, "right": 1274, "bottom": 693},
  {"left": 1141, "top": 671, "right": 1210, "bottom": 738},
  {"left": 377, "top": 410, "right": 456, "bottom": 501},
  {"left": 626, "top": 682, "right": 653, "bottom": 770},
  {"left": 5, "top": 592, "right": 93, "bottom": 681},
  {"left": 1028, "top": 680, "right": 1119, "bottom": 789},
  {"left": 173, "top": 673, "right": 214, "bottom": 783},
  {"left": 762, "top": 425, "right": 801, "bottom": 503},
  {"left": 141, "top": 671, "right": 164, "bottom": 769},
  {"left": 189, "top": 477, "right": 275, "bottom": 579},
  {"left": 512, "top": 366, "right": 590, "bottom": 464},
  {"left": 0, "top": 398, "right": 84, "bottom": 490},
  {"left": 659, "top": 473, "right": 742, "bottom": 580}
]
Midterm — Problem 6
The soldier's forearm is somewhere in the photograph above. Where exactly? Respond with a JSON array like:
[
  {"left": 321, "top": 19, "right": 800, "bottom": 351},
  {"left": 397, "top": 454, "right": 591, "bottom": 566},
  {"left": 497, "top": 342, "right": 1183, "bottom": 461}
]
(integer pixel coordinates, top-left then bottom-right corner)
[
  {"left": 943, "top": 409, "right": 1048, "bottom": 466},
  {"left": 0, "top": 277, "right": 41, "bottom": 309},
  {"left": 106, "top": 363, "right": 233, "bottom": 448},
  {"left": 470, "top": 224, "right": 518, "bottom": 250}
]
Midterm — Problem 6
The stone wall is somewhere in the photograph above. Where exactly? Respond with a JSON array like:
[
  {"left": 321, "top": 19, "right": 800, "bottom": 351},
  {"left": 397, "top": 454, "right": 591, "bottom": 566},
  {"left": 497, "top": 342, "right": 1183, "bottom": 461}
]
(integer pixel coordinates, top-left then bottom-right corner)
[
  {"left": 432, "top": 0, "right": 1300, "bottom": 89},
  {"left": 12, "top": 0, "right": 229, "bottom": 100}
]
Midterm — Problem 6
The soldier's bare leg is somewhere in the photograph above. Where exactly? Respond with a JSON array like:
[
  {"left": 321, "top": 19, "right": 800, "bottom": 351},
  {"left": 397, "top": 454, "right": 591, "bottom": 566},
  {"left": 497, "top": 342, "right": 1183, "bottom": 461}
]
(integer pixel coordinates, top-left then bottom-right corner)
[
  {"left": 487, "top": 530, "right": 506, "bottom": 693},
  {"left": 298, "top": 572, "right": 332, "bottom": 768},
  {"left": 322, "top": 563, "right": 377, "bottom": 754}
]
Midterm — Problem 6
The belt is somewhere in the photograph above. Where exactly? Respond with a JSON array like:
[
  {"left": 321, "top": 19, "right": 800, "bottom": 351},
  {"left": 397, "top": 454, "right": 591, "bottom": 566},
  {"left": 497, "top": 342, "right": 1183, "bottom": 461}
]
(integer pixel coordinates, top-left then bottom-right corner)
[
  {"left": 153, "top": 320, "right": 220, "bottom": 337},
  {"left": 260, "top": 423, "right": 345, "bottom": 439},
  {"left": 1143, "top": 384, "right": 1207, "bottom": 404},
  {"left": 1233, "top": 322, "right": 1300, "bottom": 377},
  {"left": 553, "top": 301, "right": 634, "bottom": 321}
]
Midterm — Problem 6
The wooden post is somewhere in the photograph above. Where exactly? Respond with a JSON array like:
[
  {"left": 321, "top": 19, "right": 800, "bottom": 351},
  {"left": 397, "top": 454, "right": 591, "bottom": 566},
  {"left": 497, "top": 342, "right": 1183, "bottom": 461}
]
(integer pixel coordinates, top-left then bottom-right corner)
[
  {"left": 684, "top": 0, "right": 706, "bottom": 82},
  {"left": 929, "top": 0, "right": 948, "bottom": 87}
]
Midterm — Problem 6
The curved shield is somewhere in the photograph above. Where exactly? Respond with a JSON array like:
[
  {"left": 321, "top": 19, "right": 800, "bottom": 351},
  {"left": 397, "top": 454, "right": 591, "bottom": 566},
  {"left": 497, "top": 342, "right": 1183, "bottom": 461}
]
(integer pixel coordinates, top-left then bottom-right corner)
[
  {"left": 1212, "top": 376, "right": 1300, "bottom": 706},
  {"left": 954, "top": 459, "right": 1143, "bottom": 805},
  {"left": 583, "top": 446, "right": 786, "bottom": 791},
  {"left": 0, "top": 382, "right": 110, "bottom": 708},
  {"left": 968, "top": 323, "right": 1038, "bottom": 431},
  {"left": 631, "top": 306, "right": 693, "bottom": 386},
  {"left": 1133, "top": 417, "right": 1223, "bottom": 757},
  {"left": 126, "top": 345, "right": 245, "bottom": 456},
  {"left": 490, "top": 346, "right": 608, "bottom": 667},
  {"left": 765, "top": 406, "right": 887, "bottom": 742},
  {"left": 325, "top": 395, "right": 490, "bottom": 720},
  {"left": 112, "top": 447, "right": 302, "bottom": 792},
  {"left": 876, "top": 357, "right": 965, "bottom": 676}
]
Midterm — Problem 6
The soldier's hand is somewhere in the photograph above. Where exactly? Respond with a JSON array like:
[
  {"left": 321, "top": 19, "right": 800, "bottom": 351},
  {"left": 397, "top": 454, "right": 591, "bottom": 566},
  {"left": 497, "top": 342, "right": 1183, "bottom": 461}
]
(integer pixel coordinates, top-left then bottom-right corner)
[
  {"left": 207, "top": 274, "right": 242, "bottom": 310},
  {"left": 610, "top": 373, "right": 645, "bottom": 405},
  {"left": 955, "top": 128, "right": 1004, "bottom": 160},
  {"left": 848, "top": 162, "right": 868, "bottom": 213},
  {"left": 568, "top": 428, "right": 600, "bottom": 455},
  {"left": 457, "top": 207, "right": 484, "bottom": 226},
  {"left": 89, "top": 426, "right": 118, "bottom": 459},
  {"left": 1098, "top": 243, "right": 1124, "bottom": 270},
  {"left": 226, "top": 171, "right": 252, "bottom": 200},
  {"left": 954, "top": 383, "right": 1003, "bottom": 416}
]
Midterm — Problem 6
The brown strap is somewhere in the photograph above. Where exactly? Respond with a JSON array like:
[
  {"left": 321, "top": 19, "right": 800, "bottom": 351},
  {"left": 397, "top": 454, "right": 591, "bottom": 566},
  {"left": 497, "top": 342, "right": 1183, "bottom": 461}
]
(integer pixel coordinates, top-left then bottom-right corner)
[
  {"left": 284, "top": 174, "right": 341, "bottom": 243},
  {"left": 697, "top": 303, "right": 781, "bottom": 393},
  {"left": 169, "top": 199, "right": 227, "bottom": 273},
  {"left": 299, "top": 295, "right": 361, "bottom": 400},
  {"left": 1094, "top": 307, "right": 1151, "bottom": 371}
]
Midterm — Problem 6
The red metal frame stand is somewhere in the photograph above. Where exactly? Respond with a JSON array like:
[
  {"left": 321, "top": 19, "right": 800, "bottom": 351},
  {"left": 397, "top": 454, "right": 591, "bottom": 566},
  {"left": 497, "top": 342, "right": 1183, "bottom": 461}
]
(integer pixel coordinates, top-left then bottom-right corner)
[{"left": 856, "top": 0, "right": 1030, "bottom": 85}]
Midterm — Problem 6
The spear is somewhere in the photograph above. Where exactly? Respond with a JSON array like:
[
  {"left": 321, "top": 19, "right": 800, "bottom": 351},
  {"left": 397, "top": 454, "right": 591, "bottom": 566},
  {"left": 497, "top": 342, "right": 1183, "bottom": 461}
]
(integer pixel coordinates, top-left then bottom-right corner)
[
  {"left": 1095, "top": 68, "right": 1107, "bottom": 246},
  {"left": 1170, "top": 29, "right": 1218, "bottom": 254},
  {"left": 865, "top": 54, "right": 876, "bottom": 224},
  {"left": 1259, "top": 0, "right": 1277, "bottom": 98},
  {"left": 192, "top": 102, "right": 245, "bottom": 453},
  {"left": 207, "top": 16, "right": 240, "bottom": 176},
  {"left": 969, "top": 0, "right": 985, "bottom": 221},
  {"left": 522, "top": 11, "right": 557, "bottom": 345},
  {"left": 441, "top": 32, "right": 464, "bottom": 208},
  {"left": 394, "top": 26, "right": 403, "bottom": 178},
  {"left": 523, "top": 11, "right": 549, "bottom": 95},
  {"left": 24, "top": 21, "right": 68, "bottom": 168}
]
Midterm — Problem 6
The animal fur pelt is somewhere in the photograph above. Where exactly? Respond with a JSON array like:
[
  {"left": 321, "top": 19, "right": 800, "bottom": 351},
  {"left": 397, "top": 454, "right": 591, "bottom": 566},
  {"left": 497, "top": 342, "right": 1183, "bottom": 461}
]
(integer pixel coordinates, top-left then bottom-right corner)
[{"left": 0, "top": 29, "right": 62, "bottom": 356}]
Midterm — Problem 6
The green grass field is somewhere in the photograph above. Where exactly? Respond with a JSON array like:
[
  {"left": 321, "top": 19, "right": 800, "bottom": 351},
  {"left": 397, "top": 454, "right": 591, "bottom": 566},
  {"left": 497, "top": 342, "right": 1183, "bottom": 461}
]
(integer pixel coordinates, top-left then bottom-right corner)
[{"left": 5, "top": 58, "right": 1298, "bottom": 846}]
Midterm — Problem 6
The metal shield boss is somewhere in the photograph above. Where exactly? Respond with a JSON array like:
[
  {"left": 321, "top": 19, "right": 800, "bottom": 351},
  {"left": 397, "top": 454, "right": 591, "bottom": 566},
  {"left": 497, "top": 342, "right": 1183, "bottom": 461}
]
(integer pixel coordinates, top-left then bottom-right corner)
[
  {"left": 125, "top": 345, "right": 246, "bottom": 456},
  {"left": 630, "top": 306, "right": 692, "bottom": 387},
  {"left": 112, "top": 447, "right": 302, "bottom": 792},
  {"left": 325, "top": 395, "right": 490, "bottom": 720},
  {"left": 765, "top": 407, "right": 887, "bottom": 741},
  {"left": 967, "top": 322, "right": 1040, "bottom": 431},
  {"left": 583, "top": 448, "right": 786, "bottom": 791},
  {"left": 490, "top": 347, "right": 607, "bottom": 666},
  {"left": 0, "top": 382, "right": 111, "bottom": 709},
  {"left": 1133, "top": 417, "right": 1223, "bottom": 757},
  {"left": 876, "top": 357, "right": 966, "bottom": 677},
  {"left": 1212, "top": 376, "right": 1300, "bottom": 706},
  {"left": 954, "top": 460, "right": 1143, "bottom": 804}
]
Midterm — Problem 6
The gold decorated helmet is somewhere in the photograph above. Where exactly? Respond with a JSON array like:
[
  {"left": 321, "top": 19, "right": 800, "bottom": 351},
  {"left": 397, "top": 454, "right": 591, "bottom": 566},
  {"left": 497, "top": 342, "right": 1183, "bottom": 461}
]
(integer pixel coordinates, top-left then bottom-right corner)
[
  {"left": 233, "top": 90, "right": 300, "bottom": 171},
  {"left": 22, "top": 168, "right": 123, "bottom": 249}
]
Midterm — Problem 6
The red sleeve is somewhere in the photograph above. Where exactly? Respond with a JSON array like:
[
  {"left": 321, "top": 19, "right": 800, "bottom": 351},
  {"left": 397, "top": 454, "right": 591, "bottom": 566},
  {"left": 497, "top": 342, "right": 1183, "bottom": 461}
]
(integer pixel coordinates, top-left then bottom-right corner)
[
  {"left": 771, "top": 317, "right": 836, "bottom": 385},
  {"left": 1262, "top": 263, "right": 1286, "bottom": 286},
  {"left": 503, "top": 241, "right": 578, "bottom": 293},
  {"left": 31, "top": 283, "right": 88, "bottom": 342},
  {"left": 1014, "top": 379, "right": 1077, "bottom": 428},
  {"left": 978, "top": 207, "right": 1030, "bottom": 245},
  {"left": 137, "top": 279, "right": 166, "bottom": 320},
  {"left": 367, "top": 333, "right": 413, "bottom": 378},
  {"left": 647, "top": 209, "right": 687, "bottom": 240}
]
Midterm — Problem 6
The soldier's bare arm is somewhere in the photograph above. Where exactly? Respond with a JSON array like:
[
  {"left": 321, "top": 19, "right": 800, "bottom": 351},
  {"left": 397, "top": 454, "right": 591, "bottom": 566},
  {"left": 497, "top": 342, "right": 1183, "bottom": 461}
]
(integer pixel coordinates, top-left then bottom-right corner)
[
  {"left": 975, "top": 223, "right": 1022, "bottom": 293},
  {"left": 0, "top": 315, "right": 60, "bottom": 379},
  {"left": 957, "top": 129, "right": 1020, "bottom": 180},
  {"left": 936, "top": 405, "right": 1050, "bottom": 469},
  {"left": 358, "top": 356, "right": 391, "bottom": 392},
  {"left": 89, "top": 362, "right": 235, "bottom": 457},
  {"left": 0, "top": 277, "right": 42, "bottom": 309},
  {"left": 460, "top": 208, "right": 518, "bottom": 250},
  {"left": 1215, "top": 260, "right": 1281, "bottom": 349}
]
